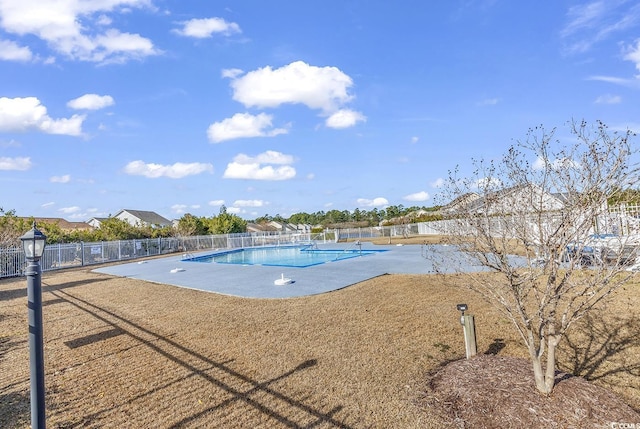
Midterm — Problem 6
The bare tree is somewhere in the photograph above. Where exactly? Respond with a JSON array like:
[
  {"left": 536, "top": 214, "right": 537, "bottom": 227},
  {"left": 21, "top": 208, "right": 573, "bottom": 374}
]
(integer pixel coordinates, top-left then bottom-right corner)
[{"left": 434, "top": 120, "right": 639, "bottom": 394}]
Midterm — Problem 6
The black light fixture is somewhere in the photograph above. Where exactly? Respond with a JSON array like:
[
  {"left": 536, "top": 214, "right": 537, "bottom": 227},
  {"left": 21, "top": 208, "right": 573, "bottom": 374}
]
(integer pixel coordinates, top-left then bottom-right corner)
[{"left": 20, "top": 222, "right": 47, "bottom": 261}]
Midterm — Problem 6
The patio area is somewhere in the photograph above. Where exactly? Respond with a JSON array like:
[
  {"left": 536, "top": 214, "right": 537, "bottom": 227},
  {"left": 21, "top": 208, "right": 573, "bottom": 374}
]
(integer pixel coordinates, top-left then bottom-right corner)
[{"left": 94, "top": 242, "right": 473, "bottom": 298}]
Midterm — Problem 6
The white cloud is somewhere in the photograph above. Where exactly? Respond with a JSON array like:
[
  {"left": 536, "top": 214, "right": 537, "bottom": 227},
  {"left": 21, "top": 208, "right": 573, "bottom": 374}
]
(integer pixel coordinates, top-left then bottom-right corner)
[
  {"left": 532, "top": 157, "right": 547, "bottom": 170},
  {"left": 171, "top": 204, "right": 189, "bottom": 214},
  {"left": 67, "top": 94, "right": 114, "bottom": 110},
  {"left": 208, "top": 199, "right": 225, "bottom": 206},
  {"left": 223, "top": 150, "right": 296, "bottom": 181},
  {"left": 50, "top": 174, "right": 71, "bottom": 183},
  {"left": 123, "top": 160, "right": 214, "bottom": 179},
  {"left": 221, "top": 68, "right": 243, "bottom": 79},
  {"left": 561, "top": 2, "right": 640, "bottom": 54},
  {"left": 475, "top": 177, "right": 503, "bottom": 190},
  {"left": 0, "top": 139, "right": 20, "bottom": 148},
  {"left": 411, "top": 136, "right": 419, "bottom": 144},
  {"left": 96, "top": 14, "right": 112, "bottom": 26},
  {"left": 233, "top": 150, "right": 294, "bottom": 165},
  {"left": 0, "top": 0, "right": 160, "bottom": 64},
  {"left": 227, "top": 206, "right": 242, "bottom": 214},
  {"left": 40, "top": 115, "right": 86, "bottom": 135},
  {"left": 594, "top": 94, "right": 622, "bottom": 104},
  {"left": 93, "top": 29, "right": 159, "bottom": 64},
  {"left": 430, "top": 178, "right": 445, "bottom": 188},
  {"left": 532, "top": 156, "right": 580, "bottom": 171},
  {"left": 58, "top": 206, "right": 80, "bottom": 214},
  {"left": 0, "top": 97, "right": 85, "bottom": 135},
  {"left": 228, "top": 61, "right": 354, "bottom": 112},
  {"left": 223, "top": 163, "right": 296, "bottom": 181},
  {"left": 0, "top": 156, "right": 31, "bottom": 170},
  {"left": 325, "top": 109, "right": 366, "bottom": 129},
  {"left": 171, "top": 204, "right": 200, "bottom": 214},
  {"left": 477, "top": 98, "right": 499, "bottom": 106},
  {"left": 404, "top": 191, "right": 429, "bottom": 202},
  {"left": 233, "top": 199, "right": 264, "bottom": 207},
  {"left": 173, "top": 17, "right": 241, "bottom": 38},
  {"left": 0, "top": 39, "right": 32, "bottom": 61},
  {"left": 587, "top": 75, "right": 640, "bottom": 88},
  {"left": 611, "top": 122, "right": 640, "bottom": 134},
  {"left": 207, "top": 112, "right": 288, "bottom": 143},
  {"left": 356, "top": 197, "right": 389, "bottom": 207},
  {"left": 623, "top": 39, "right": 640, "bottom": 73}
]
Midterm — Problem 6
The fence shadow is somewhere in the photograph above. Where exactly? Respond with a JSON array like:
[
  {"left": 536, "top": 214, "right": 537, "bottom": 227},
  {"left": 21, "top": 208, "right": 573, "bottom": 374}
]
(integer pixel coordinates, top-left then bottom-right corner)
[
  {"left": 48, "top": 289, "right": 353, "bottom": 428},
  {"left": 0, "top": 391, "right": 29, "bottom": 428},
  {"left": 0, "top": 277, "right": 106, "bottom": 302}
]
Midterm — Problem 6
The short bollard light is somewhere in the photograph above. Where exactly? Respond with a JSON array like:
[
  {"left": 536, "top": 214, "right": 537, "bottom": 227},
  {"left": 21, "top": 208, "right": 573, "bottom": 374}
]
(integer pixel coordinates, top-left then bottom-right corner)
[
  {"left": 456, "top": 303, "right": 468, "bottom": 325},
  {"left": 456, "top": 303, "right": 477, "bottom": 359},
  {"left": 20, "top": 222, "right": 48, "bottom": 429}
]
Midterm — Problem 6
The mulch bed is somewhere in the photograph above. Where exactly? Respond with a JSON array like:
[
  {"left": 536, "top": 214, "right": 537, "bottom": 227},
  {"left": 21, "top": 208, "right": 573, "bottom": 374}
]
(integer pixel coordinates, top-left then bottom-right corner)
[{"left": 418, "top": 354, "right": 640, "bottom": 428}]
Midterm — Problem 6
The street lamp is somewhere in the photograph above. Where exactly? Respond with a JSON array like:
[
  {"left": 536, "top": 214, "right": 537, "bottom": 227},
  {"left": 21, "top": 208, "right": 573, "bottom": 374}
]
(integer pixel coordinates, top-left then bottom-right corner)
[{"left": 20, "top": 222, "right": 47, "bottom": 429}]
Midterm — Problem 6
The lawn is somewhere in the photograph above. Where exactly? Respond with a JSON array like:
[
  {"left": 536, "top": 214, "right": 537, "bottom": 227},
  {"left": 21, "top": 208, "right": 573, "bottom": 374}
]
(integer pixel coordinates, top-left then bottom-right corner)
[{"left": 1, "top": 246, "right": 639, "bottom": 427}]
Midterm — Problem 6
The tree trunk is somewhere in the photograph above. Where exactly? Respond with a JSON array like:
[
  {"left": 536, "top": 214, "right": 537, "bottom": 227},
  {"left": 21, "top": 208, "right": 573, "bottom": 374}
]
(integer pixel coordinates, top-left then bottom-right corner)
[
  {"left": 528, "top": 336, "right": 558, "bottom": 395},
  {"left": 545, "top": 334, "right": 558, "bottom": 393},
  {"left": 531, "top": 356, "right": 548, "bottom": 393},
  {"left": 528, "top": 345, "right": 552, "bottom": 394}
]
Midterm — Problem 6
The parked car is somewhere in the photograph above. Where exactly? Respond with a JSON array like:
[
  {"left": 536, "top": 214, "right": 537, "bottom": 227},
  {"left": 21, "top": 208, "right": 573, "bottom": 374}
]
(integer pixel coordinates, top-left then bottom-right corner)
[{"left": 566, "top": 233, "right": 638, "bottom": 266}]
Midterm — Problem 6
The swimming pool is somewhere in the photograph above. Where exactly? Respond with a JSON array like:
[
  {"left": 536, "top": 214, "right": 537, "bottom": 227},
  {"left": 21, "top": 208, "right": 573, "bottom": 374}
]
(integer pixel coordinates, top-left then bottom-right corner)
[{"left": 183, "top": 245, "right": 386, "bottom": 268}]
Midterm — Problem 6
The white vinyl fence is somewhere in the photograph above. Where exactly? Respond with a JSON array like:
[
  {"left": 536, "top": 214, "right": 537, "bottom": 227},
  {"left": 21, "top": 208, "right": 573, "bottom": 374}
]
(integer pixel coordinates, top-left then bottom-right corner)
[
  {"left": 2, "top": 207, "right": 636, "bottom": 279},
  {"left": 0, "top": 231, "right": 335, "bottom": 279}
]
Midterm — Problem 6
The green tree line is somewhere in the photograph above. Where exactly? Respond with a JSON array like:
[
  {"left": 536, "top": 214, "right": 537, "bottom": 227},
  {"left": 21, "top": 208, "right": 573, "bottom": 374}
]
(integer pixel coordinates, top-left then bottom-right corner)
[
  {"left": 0, "top": 204, "right": 445, "bottom": 246},
  {"left": 7, "top": 190, "right": 638, "bottom": 246}
]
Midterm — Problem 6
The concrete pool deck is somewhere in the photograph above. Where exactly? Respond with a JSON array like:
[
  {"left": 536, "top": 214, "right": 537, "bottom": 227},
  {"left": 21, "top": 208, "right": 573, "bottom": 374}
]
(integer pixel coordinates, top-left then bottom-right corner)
[{"left": 93, "top": 242, "right": 474, "bottom": 299}]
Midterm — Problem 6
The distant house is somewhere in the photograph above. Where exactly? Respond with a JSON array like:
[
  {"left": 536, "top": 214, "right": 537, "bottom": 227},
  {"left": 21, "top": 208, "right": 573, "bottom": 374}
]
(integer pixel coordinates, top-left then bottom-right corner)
[
  {"left": 113, "top": 209, "right": 172, "bottom": 228},
  {"left": 469, "top": 184, "right": 564, "bottom": 215},
  {"left": 268, "top": 221, "right": 298, "bottom": 232},
  {"left": 86, "top": 217, "right": 109, "bottom": 228},
  {"left": 246, "top": 221, "right": 312, "bottom": 234},
  {"left": 440, "top": 193, "right": 481, "bottom": 215},
  {"left": 443, "top": 185, "right": 564, "bottom": 217},
  {"left": 246, "top": 223, "right": 278, "bottom": 233},
  {"left": 28, "top": 217, "right": 93, "bottom": 231}
]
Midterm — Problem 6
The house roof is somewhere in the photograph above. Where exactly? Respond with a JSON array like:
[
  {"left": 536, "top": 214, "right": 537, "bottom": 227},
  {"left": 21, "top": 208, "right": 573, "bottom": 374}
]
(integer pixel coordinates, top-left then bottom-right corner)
[
  {"left": 440, "top": 192, "right": 481, "bottom": 214},
  {"left": 465, "top": 184, "right": 564, "bottom": 214},
  {"left": 28, "top": 217, "right": 93, "bottom": 230},
  {"left": 115, "top": 209, "right": 172, "bottom": 226}
]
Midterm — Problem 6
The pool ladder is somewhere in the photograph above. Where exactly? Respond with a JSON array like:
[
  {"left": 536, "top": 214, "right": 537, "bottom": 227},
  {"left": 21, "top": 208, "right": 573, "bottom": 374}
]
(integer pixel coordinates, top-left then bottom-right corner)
[{"left": 333, "top": 240, "right": 363, "bottom": 260}]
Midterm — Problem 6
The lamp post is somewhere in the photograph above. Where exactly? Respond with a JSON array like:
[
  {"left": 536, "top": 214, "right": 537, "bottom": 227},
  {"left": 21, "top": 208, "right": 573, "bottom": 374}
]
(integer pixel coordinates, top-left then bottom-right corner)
[{"left": 20, "top": 222, "right": 47, "bottom": 429}]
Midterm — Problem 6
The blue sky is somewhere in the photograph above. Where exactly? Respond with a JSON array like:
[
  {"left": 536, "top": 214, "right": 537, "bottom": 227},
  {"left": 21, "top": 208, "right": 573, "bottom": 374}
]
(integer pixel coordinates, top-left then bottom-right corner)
[{"left": 1, "top": 1, "right": 640, "bottom": 221}]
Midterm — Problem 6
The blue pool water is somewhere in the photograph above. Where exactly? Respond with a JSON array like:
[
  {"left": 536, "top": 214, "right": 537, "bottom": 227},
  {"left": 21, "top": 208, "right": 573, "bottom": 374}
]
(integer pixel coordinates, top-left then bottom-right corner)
[{"left": 184, "top": 245, "right": 385, "bottom": 268}]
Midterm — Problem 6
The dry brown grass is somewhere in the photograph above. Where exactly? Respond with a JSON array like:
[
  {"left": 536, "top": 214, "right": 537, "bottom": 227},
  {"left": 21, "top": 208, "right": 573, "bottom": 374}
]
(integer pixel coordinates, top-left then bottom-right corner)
[{"left": 1, "top": 253, "right": 639, "bottom": 428}]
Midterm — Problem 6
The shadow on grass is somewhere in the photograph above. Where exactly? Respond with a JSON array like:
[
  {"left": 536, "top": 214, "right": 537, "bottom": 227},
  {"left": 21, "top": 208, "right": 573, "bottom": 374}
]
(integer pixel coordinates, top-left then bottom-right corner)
[
  {"left": 0, "top": 277, "right": 106, "bottom": 302},
  {"left": 558, "top": 313, "right": 640, "bottom": 410},
  {"left": 0, "top": 391, "right": 29, "bottom": 429},
  {"left": 48, "top": 289, "right": 353, "bottom": 428},
  {"left": 484, "top": 338, "right": 506, "bottom": 355}
]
